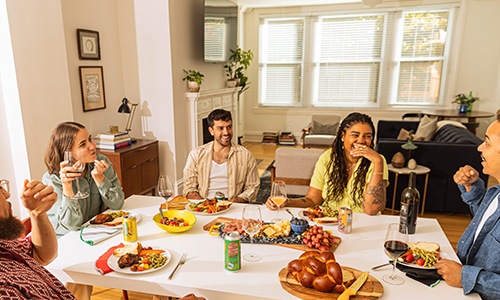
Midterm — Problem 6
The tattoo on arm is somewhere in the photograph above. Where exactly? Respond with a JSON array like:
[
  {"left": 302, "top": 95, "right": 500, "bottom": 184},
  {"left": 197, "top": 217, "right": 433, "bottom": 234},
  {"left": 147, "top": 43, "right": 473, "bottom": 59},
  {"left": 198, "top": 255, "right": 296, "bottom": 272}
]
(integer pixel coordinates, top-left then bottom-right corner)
[{"left": 367, "top": 180, "right": 387, "bottom": 212}]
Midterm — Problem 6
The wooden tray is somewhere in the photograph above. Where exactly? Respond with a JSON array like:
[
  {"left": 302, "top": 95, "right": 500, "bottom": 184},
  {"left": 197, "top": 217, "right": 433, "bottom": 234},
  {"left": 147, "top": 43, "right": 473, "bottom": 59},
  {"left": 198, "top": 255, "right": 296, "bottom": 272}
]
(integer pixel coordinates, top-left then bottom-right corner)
[
  {"left": 203, "top": 217, "right": 341, "bottom": 252},
  {"left": 278, "top": 267, "right": 383, "bottom": 299}
]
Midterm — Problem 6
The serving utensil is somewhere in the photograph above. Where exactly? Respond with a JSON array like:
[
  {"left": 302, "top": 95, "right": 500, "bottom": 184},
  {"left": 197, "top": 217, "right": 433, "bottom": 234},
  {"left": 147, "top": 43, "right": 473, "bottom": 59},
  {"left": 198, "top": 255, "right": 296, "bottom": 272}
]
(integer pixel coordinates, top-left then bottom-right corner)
[
  {"left": 371, "top": 261, "right": 392, "bottom": 270},
  {"left": 168, "top": 253, "right": 187, "bottom": 280},
  {"left": 337, "top": 271, "right": 368, "bottom": 300},
  {"left": 285, "top": 208, "right": 296, "bottom": 219},
  {"left": 159, "top": 207, "right": 166, "bottom": 221}
]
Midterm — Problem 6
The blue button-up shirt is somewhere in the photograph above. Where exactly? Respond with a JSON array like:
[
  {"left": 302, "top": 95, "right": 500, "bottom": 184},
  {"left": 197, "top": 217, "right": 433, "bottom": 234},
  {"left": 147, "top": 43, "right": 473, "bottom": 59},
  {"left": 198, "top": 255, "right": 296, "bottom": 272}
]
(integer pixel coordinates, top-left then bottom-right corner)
[{"left": 457, "top": 179, "right": 500, "bottom": 300}]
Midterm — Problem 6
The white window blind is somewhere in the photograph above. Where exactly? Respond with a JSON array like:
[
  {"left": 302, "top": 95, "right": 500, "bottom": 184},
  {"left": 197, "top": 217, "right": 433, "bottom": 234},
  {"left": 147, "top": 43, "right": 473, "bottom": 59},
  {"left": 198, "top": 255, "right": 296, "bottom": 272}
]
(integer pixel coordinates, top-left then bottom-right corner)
[
  {"left": 258, "top": 5, "right": 457, "bottom": 108},
  {"left": 259, "top": 18, "right": 304, "bottom": 105},
  {"left": 316, "top": 15, "right": 385, "bottom": 105},
  {"left": 204, "top": 17, "right": 228, "bottom": 62}
]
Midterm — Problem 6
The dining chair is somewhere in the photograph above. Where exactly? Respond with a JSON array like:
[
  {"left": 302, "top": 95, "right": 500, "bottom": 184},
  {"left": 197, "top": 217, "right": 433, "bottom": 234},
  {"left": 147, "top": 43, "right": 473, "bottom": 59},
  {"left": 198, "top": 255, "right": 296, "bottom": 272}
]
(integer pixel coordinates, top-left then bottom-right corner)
[{"left": 301, "top": 114, "right": 341, "bottom": 148}]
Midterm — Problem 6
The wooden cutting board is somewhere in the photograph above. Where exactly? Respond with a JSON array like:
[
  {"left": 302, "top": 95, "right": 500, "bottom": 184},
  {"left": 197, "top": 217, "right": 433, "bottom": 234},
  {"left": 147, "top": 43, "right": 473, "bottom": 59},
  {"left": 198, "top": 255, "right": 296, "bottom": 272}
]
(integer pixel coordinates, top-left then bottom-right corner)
[
  {"left": 278, "top": 267, "right": 383, "bottom": 299},
  {"left": 202, "top": 217, "right": 342, "bottom": 252}
]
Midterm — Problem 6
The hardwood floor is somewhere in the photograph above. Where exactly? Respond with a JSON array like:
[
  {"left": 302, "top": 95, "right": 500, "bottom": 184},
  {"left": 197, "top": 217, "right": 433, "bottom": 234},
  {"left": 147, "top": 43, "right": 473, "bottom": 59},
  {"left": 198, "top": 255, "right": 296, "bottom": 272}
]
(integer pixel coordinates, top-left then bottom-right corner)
[{"left": 91, "top": 141, "right": 474, "bottom": 299}]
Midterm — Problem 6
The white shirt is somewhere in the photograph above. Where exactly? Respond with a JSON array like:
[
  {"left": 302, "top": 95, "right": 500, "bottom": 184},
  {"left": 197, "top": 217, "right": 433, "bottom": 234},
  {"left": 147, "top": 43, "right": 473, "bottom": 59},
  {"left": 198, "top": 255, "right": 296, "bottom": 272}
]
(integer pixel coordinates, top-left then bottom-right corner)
[
  {"left": 206, "top": 161, "right": 229, "bottom": 199},
  {"left": 474, "top": 193, "right": 499, "bottom": 243}
]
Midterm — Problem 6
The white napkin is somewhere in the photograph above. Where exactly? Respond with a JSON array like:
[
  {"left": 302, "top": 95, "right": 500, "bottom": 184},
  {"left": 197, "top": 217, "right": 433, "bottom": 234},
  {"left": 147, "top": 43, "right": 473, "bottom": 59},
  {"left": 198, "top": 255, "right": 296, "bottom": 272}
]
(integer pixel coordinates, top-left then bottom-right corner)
[{"left": 80, "top": 225, "right": 121, "bottom": 246}]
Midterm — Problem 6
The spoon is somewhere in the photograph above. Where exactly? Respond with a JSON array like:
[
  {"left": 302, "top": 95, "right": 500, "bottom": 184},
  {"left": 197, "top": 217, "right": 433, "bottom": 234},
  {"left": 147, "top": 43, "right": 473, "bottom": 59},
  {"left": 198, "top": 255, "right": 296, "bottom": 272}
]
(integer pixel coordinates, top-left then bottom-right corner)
[
  {"left": 285, "top": 208, "right": 296, "bottom": 219},
  {"left": 159, "top": 207, "right": 166, "bottom": 221}
]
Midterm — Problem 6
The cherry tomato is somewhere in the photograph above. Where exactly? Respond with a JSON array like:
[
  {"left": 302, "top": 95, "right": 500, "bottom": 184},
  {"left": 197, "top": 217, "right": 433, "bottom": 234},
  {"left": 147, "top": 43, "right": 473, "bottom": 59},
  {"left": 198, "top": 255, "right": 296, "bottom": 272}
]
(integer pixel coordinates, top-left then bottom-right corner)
[
  {"left": 405, "top": 253, "right": 415, "bottom": 263},
  {"left": 196, "top": 207, "right": 202, "bottom": 212},
  {"left": 416, "top": 258, "right": 425, "bottom": 266}
]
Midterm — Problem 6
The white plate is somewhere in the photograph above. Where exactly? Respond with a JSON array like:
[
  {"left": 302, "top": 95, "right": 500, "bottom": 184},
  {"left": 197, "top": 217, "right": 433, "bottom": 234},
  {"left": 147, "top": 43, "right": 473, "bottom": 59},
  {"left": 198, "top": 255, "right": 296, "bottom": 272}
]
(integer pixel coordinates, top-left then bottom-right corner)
[
  {"left": 108, "top": 248, "right": 171, "bottom": 274},
  {"left": 398, "top": 251, "right": 449, "bottom": 270},
  {"left": 88, "top": 211, "right": 141, "bottom": 228},
  {"left": 185, "top": 202, "right": 231, "bottom": 215}
]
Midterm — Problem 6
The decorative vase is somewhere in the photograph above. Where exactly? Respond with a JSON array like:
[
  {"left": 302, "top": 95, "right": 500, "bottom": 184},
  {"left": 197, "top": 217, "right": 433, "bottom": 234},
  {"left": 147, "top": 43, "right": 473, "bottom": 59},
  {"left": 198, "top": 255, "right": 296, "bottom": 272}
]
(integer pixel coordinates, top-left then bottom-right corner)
[
  {"left": 226, "top": 79, "right": 237, "bottom": 88},
  {"left": 467, "top": 102, "right": 473, "bottom": 112},
  {"left": 187, "top": 81, "right": 200, "bottom": 92},
  {"left": 458, "top": 104, "right": 468, "bottom": 113}
]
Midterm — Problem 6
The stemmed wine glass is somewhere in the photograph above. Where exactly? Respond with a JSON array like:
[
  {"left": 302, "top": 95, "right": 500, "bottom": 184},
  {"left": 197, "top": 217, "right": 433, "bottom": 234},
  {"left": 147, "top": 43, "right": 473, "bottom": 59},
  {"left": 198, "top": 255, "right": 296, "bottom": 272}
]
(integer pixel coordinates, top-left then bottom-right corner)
[
  {"left": 157, "top": 175, "right": 174, "bottom": 208},
  {"left": 64, "top": 149, "right": 88, "bottom": 199},
  {"left": 270, "top": 180, "right": 287, "bottom": 222},
  {"left": 242, "top": 205, "right": 263, "bottom": 262},
  {"left": 383, "top": 223, "right": 409, "bottom": 285}
]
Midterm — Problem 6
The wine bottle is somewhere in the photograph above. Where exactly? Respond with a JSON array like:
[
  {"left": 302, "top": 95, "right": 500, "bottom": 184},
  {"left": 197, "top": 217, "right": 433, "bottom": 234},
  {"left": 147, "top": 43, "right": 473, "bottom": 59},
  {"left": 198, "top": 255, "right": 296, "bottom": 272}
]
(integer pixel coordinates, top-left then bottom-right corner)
[{"left": 399, "top": 172, "right": 420, "bottom": 234}]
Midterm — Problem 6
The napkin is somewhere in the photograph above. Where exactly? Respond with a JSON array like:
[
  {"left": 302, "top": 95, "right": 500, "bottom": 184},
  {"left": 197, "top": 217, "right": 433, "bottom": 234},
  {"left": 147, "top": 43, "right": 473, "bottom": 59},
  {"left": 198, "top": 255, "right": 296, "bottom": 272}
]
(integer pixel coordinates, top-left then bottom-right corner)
[
  {"left": 79, "top": 225, "right": 121, "bottom": 246},
  {"left": 396, "top": 262, "right": 442, "bottom": 287},
  {"left": 95, "top": 243, "right": 124, "bottom": 275}
]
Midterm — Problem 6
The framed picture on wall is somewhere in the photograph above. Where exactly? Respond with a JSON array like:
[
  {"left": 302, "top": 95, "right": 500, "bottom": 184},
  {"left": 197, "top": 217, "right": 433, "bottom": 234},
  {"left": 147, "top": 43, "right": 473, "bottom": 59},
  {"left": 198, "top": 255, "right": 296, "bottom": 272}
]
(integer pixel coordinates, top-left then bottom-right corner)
[
  {"left": 79, "top": 66, "right": 106, "bottom": 112},
  {"left": 77, "top": 29, "right": 101, "bottom": 60}
]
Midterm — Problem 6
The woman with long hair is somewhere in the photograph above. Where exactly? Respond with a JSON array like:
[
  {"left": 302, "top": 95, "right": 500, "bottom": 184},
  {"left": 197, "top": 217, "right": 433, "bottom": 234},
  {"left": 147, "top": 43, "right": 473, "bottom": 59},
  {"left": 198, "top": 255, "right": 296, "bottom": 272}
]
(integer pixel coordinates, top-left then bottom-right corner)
[{"left": 266, "top": 112, "right": 388, "bottom": 215}]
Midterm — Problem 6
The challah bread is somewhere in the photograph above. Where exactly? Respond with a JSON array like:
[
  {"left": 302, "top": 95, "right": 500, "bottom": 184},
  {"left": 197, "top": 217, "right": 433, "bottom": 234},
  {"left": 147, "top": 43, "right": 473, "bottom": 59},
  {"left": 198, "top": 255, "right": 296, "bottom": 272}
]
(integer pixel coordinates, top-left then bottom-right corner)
[{"left": 287, "top": 251, "right": 345, "bottom": 293}]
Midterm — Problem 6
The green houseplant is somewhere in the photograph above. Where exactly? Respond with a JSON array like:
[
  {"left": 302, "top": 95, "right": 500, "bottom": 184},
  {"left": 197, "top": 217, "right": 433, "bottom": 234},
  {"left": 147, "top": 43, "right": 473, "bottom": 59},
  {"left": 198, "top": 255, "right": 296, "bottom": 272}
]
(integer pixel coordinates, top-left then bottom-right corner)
[
  {"left": 224, "top": 47, "right": 253, "bottom": 93},
  {"left": 452, "top": 91, "right": 478, "bottom": 113},
  {"left": 182, "top": 69, "right": 204, "bottom": 92}
]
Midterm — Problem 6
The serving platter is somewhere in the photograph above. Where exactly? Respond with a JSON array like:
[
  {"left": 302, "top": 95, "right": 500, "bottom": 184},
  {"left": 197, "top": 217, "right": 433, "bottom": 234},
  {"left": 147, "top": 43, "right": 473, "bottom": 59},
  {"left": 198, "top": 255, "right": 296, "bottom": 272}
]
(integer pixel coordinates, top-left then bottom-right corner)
[
  {"left": 185, "top": 202, "right": 232, "bottom": 215},
  {"left": 278, "top": 266, "right": 383, "bottom": 299},
  {"left": 107, "top": 248, "right": 171, "bottom": 275},
  {"left": 298, "top": 210, "right": 338, "bottom": 225}
]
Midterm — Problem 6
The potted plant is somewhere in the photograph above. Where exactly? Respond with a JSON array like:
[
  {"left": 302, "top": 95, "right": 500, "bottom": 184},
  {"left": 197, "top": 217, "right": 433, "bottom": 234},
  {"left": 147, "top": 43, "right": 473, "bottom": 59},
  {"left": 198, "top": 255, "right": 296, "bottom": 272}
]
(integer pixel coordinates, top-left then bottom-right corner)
[
  {"left": 224, "top": 47, "right": 253, "bottom": 93},
  {"left": 182, "top": 69, "right": 204, "bottom": 92},
  {"left": 452, "top": 91, "right": 479, "bottom": 113}
]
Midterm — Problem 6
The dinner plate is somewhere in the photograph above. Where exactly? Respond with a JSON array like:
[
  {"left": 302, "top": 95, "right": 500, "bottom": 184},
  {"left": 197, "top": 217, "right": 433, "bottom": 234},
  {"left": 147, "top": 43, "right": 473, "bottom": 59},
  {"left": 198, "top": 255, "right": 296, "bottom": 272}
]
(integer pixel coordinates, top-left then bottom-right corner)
[
  {"left": 185, "top": 202, "right": 231, "bottom": 215},
  {"left": 397, "top": 251, "right": 449, "bottom": 269},
  {"left": 298, "top": 210, "right": 338, "bottom": 225},
  {"left": 108, "top": 248, "right": 171, "bottom": 274},
  {"left": 88, "top": 211, "right": 141, "bottom": 228}
]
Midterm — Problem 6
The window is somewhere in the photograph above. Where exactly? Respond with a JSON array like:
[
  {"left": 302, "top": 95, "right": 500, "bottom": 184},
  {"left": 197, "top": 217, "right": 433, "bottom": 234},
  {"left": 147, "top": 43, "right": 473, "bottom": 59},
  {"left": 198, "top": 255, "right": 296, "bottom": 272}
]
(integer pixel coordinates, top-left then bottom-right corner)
[{"left": 258, "top": 6, "right": 457, "bottom": 108}]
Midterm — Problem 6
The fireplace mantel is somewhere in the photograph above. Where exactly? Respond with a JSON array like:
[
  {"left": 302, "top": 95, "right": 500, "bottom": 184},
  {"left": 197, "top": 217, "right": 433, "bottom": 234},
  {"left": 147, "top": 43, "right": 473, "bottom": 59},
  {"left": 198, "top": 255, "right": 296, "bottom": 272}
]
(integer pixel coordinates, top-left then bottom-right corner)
[{"left": 185, "top": 87, "right": 239, "bottom": 149}]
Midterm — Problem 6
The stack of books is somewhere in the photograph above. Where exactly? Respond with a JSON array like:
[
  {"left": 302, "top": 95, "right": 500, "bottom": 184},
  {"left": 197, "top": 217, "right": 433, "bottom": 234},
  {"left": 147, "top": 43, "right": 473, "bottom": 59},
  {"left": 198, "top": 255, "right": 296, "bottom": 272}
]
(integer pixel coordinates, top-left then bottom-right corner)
[
  {"left": 95, "top": 132, "right": 132, "bottom": 150},
  {"left": 262, "top": 131, "right": 279, "bottom": 145},
  {"left": 278, "top": 131, "right": 296, "bottom": 146}
]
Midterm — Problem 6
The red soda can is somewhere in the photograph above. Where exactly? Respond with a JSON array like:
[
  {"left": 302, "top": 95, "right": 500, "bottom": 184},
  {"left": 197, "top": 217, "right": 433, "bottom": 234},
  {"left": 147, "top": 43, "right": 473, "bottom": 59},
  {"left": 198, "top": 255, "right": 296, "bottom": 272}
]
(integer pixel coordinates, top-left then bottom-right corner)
[{"left": 338, "top": 207, "right": 352, "bottom": 234}]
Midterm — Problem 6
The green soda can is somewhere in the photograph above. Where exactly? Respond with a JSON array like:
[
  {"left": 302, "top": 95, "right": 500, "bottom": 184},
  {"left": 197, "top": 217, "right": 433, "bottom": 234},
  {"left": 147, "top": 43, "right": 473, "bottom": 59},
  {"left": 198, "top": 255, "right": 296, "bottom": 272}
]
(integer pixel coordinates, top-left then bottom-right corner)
[{"left": 224, "top": 231, "right": 241, "bottom": 272}]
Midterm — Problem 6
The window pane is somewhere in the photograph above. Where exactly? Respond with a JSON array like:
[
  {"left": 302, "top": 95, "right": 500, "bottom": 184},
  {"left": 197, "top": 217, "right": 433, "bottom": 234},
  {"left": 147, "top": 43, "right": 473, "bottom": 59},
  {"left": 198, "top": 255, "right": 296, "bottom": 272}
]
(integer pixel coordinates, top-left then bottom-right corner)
[
  {"left": 397, "top": 61, "right": 443, "bottom": 103},
  {"left": 402, "top": 12, "right": 449, "bottom": 58},
  {"left": 317, "top": 63, "right": 380, "bottom": 103},
  {"left": 265, "top": 65, "right": 302, "bottom": 104},
  {"left": 266, "top": 20, "right": 304, "bottom": 62}
]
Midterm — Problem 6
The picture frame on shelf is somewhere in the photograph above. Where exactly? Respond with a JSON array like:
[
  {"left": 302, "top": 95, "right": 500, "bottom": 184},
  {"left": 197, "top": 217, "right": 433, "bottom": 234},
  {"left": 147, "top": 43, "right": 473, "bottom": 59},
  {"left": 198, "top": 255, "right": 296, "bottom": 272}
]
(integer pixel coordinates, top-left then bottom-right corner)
[
  {"left": 79, "top": 66, "right": 106, "bottom": 112},
  {"left": 77, "top": 29, "right": 101, "bottom": 60}
]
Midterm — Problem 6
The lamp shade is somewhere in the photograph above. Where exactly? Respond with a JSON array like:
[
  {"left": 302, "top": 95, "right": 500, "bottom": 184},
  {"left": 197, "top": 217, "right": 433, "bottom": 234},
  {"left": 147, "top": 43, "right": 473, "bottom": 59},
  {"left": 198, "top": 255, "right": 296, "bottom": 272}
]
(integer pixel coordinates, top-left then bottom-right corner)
[{"left": 118, "top": 98, "right": 131, "bottom": 114}]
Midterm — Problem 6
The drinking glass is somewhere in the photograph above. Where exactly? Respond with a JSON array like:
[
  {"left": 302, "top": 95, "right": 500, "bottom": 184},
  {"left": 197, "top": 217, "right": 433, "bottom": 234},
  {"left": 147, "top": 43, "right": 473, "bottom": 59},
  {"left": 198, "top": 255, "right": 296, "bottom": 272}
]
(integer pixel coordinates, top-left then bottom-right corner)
[
  {"left": 64, "top": 149, "right": 88, "bottom": 199},
  {"left": 270, "top": 180, "right": 287, "bottom": 222},
  {"left": 157, "top": 175, "right": 174, "bottom": 207},
  {"left": 383, "top": 223, "right": 409, "bottom": 285},
  {"left": 242, "top": 205, "right": 263, "bottom": 262}
]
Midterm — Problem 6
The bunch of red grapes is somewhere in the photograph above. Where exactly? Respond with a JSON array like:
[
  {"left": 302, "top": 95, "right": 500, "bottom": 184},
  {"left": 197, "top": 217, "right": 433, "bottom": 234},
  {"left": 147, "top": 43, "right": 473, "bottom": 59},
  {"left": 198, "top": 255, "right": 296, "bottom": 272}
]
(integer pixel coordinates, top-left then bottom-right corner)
[{"left": 301, "top": 225, "right": 336, "bottom": 251}]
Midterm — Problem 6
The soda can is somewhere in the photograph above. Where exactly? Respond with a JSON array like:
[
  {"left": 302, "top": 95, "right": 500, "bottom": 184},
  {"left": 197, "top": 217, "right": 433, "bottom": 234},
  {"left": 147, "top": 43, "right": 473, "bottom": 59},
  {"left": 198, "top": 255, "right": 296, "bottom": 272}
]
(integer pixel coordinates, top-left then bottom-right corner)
[
  {"left": 215, "top": 191, "right": 225, "bottom": 201},
  {"left": 122, "top": 215, "right": 138, "bottom": 243},
  {"left": 224, "top": 231, "right": 241, "bottom": 272},
  {"left": 338, "top": 207, "right": 353, "bottom": 234}
]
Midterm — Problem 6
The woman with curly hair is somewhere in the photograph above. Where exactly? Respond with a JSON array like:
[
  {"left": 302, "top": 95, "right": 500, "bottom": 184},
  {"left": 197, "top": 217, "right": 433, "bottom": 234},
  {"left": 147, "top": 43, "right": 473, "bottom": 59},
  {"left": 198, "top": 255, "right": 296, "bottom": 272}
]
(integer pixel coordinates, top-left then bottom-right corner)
[{"left": 266, "top": 112, "right": 388, "bottom": 215}]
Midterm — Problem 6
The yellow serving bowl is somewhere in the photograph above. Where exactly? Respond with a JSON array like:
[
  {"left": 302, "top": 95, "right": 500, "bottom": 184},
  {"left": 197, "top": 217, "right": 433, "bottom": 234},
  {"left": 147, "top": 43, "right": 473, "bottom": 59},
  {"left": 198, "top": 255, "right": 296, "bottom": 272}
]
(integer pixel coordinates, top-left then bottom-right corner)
[{"left": 153, "top": 210, "right": 197, "bottom": 233}]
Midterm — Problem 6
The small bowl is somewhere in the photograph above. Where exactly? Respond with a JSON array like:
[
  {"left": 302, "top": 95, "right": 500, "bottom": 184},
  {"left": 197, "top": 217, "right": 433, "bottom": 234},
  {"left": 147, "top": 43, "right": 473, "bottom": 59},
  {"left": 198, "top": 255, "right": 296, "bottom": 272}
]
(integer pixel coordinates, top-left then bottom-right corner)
[
  {"left": 290, "top": 221, "right": 309, "bottom": 235},
  {"left": 153, "top": 210, "right": 197, "bottom": 233}
]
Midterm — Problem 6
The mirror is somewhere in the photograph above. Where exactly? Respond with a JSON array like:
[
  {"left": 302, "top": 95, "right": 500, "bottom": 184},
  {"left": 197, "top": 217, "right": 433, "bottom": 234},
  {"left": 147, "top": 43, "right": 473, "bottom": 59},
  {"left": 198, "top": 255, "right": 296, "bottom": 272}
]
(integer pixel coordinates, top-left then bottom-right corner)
[{"left": 204, "top": 0, "right": 238, "bottom": 62}]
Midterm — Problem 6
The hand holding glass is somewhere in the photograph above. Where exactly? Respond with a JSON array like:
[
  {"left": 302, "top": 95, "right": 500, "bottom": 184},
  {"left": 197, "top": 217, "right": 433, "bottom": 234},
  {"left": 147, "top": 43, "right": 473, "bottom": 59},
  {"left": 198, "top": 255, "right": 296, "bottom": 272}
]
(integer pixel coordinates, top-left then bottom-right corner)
[
  {"left": 64, "top": 149, "right": 88, "bottom": 199},
  {"left": 383, "top": 223, "right": 409, "bottom": 285},
  {"left": 270, "top": 180, "right": 287, "bottom": 222},
  {"left": 242, "top": 205, "right": 263, "bottom": 262}
]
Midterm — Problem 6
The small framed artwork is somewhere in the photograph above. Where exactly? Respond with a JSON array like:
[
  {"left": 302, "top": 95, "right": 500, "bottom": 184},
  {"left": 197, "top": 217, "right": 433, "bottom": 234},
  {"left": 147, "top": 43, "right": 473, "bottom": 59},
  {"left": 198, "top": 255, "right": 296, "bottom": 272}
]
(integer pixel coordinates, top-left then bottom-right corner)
[
  {"left": 79, "top": 66, "right": 106, "bottom": 112},
  {"left": 77, "top": 29, "right": 101, "bottom": 60}
]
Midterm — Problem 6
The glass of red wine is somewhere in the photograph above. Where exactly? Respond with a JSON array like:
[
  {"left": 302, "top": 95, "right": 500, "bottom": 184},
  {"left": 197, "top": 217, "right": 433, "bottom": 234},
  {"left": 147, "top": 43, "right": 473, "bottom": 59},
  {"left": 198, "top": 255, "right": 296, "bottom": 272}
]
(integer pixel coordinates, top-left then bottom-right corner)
[
  {"left": 383, "top": 223, "right": 409, "bottom": 285},
  {"left": 157, "top": 175, "right": 174, "bottom": 205}
]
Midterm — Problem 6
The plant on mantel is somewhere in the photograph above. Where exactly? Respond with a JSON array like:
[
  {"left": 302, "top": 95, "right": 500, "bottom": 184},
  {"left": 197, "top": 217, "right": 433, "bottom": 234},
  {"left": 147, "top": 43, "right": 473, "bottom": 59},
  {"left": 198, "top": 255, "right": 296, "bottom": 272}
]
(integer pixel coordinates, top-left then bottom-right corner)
[
  {"left": 182, "top": 69, "right": 204, "bottom": 92},
  {"left": 224, "top": 47, "right": 253, "bottom": 94}
]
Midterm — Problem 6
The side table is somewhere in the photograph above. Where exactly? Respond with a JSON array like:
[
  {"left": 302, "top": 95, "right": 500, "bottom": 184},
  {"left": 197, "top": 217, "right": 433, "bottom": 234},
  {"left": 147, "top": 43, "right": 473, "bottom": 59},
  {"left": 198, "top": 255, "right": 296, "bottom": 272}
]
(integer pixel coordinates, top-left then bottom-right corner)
[{"left": 387, "top": 163, "right": 430, "bottom": 216}]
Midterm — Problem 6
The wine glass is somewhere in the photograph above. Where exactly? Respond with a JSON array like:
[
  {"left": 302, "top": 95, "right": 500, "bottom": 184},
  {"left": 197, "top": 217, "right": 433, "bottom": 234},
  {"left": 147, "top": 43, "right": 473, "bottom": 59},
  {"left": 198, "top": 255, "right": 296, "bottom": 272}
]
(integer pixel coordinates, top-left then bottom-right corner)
[
  {"left": 242, "top": 205, "right": 263, "bottom": 262},
  {"left": 270, "top": 180, "right": 287, "bottom": 222},
  {"left": 157, "top": 175, "right": 174, "bottom": 208},
  {"left": 64, "top": 149, "right": 88, "bottom": 199},
  {"left": 383, "top": 223, "right": 409, "bottom": 285}
]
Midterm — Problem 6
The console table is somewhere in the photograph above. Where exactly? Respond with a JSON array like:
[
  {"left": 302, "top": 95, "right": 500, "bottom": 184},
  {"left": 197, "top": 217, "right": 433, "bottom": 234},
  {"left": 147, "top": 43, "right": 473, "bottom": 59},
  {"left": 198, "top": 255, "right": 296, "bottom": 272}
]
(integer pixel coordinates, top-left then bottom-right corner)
[
  {"left": 422, "top": 109, "right": 494, "bottom": 134},
  {"left": 97, "top": 139, "right": 159, "bottom": 197}
]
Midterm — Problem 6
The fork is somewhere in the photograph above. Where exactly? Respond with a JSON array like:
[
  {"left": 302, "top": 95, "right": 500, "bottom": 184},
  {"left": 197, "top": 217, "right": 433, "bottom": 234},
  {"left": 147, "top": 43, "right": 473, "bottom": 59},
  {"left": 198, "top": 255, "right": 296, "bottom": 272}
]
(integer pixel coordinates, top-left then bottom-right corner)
[{"left": 168, "top": 253, "right": 187, "bottom": 280}]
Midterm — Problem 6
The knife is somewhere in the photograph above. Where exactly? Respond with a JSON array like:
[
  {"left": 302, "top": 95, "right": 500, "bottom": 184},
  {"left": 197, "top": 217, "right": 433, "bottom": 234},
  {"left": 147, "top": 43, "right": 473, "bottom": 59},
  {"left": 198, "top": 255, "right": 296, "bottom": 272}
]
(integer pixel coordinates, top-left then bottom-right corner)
[{"left": 337, "top": 271, "right": 369, "bottom": 300}]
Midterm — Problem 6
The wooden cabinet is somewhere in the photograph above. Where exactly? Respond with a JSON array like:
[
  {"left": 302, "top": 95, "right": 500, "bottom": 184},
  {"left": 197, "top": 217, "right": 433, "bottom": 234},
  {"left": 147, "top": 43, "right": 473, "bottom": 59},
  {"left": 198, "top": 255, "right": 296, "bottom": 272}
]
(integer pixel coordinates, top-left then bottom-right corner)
[{"left": 98, "top": 139, "right": 159, "bottom": 198}]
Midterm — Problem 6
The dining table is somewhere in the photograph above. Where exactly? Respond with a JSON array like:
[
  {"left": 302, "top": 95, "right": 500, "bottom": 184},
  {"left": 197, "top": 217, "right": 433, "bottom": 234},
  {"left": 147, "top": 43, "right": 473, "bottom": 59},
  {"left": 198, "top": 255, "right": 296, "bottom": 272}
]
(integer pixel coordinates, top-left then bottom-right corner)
[
  {"left": 422, "top": 109, "right": 495, "bottom": 134},
  {"left": 46, "top": 195, "right": 481, "bottom": 299}
]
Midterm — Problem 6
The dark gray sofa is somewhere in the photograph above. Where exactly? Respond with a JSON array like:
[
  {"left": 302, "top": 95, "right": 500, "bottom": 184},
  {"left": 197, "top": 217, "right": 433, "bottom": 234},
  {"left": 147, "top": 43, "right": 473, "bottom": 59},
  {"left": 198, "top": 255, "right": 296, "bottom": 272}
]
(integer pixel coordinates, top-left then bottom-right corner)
[{"left": 376, "top": 120, "right": 487, "bottom": 214}]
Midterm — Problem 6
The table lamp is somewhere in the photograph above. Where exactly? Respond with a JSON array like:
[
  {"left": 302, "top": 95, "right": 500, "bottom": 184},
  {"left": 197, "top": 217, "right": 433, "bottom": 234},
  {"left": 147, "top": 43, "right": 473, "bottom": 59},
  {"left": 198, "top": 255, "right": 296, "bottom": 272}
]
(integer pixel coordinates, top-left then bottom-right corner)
[{"left": 118, "top": 97, "right": 139, "bottom": 143}]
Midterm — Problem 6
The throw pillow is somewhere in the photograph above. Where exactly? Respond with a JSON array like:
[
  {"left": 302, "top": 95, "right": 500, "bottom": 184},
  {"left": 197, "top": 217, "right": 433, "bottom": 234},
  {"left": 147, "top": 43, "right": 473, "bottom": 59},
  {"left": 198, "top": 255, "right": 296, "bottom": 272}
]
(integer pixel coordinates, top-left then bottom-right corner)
[
  {"left": 436, "top": 120, "right": 467, "bottom": 130},
  {"left": 311, "top": 120, "right": 338, "bottom": 135},
  {"left": 396, "top": 128, "right": 413, "bottom": 140},
  {"left": 412, "top": 115, "right": 438, "bottom": 141}
]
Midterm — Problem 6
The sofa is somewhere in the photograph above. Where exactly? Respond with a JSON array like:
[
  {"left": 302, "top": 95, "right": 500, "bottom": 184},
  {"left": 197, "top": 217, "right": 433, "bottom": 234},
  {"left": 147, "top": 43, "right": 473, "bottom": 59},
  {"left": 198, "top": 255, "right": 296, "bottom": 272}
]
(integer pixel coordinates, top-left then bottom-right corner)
[{"left": 376, "top": 120, "right": 487, "bottom": 214}]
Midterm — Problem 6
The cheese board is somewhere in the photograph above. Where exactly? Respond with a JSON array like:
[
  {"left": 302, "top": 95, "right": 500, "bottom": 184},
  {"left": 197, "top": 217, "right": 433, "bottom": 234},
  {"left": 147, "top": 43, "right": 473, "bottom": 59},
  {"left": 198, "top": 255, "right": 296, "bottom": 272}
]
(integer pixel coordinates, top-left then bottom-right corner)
[
  {"left": 278, "top": 267, "right": 383, "bottom": 299},
  {"left": 203, "top": 217, "right": 341, "bottom": 252}
]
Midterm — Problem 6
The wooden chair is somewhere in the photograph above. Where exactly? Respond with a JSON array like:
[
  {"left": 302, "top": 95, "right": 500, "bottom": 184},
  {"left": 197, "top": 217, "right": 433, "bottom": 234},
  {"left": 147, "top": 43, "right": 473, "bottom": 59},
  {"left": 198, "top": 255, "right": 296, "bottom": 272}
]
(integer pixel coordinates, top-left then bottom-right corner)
[{"left": 301, "top": 115, "right": 341, "bottom": 148}]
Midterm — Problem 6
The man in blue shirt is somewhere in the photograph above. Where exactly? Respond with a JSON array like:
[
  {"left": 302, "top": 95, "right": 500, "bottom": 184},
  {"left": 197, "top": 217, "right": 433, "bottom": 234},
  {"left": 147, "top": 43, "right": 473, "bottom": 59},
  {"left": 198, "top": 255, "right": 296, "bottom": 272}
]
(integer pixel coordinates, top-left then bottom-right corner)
[{"left": 435, "top": 109, "right": 500, "bottom": 300}]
